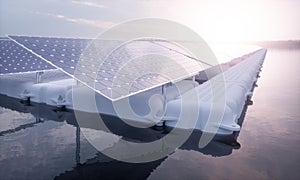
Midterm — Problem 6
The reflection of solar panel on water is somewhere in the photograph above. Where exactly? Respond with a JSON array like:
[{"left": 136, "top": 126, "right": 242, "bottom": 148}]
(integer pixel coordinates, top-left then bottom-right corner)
[{"left": 0, "top": 35, "right": 267, "bottom": 135}]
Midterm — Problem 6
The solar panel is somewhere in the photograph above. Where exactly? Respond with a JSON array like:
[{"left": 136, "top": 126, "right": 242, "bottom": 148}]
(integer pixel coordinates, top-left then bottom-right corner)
[
  {"left": 8, "top": 36, "right": 91, "bottom": 75},
  {"left": 0, "top": 39, "right": 56, "bottom": 75},
  {"left": 89, "top": 40, "right": 203, "bottom": 100},
  {"left": 9, "top": 36, "right": 204, "bottom": 101},
  {"left": 151, "top": 40, "right": 213, "bottom": 67}
]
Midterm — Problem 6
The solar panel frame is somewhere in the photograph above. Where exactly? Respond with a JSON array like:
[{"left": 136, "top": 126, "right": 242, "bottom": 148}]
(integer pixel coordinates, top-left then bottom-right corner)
[{"left": 9, "top": 35, "right": 204, "bottom": 101}]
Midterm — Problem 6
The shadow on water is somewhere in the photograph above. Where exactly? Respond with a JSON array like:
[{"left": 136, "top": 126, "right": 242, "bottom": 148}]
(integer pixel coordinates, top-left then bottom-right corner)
[{"left": 0, "top": 67, "right": 264, "bottom": 179}]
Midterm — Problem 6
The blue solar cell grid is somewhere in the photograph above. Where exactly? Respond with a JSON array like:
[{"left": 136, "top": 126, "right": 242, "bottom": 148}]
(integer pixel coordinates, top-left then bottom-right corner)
[
  {"left": 0, "top": 39, "right": 56, "bottom": 75},
  {"left": 9, "top": 36, "right": 91, "bottom": 75}
]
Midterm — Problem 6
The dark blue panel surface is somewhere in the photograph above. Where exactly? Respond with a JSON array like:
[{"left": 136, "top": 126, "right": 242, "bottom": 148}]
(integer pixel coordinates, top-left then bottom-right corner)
[
  {"left": 9, "top": 36, "right": 91, "bottom": 75},
  {"left": 0, "top": 39, "right": 56, "bottom": 75}
]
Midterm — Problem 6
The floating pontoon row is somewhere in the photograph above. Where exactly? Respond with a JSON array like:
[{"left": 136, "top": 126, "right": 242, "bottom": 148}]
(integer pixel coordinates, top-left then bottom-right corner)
[
  {"left": 0, "top": 35, "right": 267, "bottom": 135},
  {"left": 165, "top": 49, "right": 266, "bottom": 134}
]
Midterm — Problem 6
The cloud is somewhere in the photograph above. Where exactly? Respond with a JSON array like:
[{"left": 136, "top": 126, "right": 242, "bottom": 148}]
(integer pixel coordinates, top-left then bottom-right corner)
[
  {"left": 32, "top": 12, "right": 115, "bottom": 29},
  {"left": 71, "top": 0, "right": 105, "bottom": 9},
  {"left": 54, "top": 14, "right": 115, "bottom": 28}
]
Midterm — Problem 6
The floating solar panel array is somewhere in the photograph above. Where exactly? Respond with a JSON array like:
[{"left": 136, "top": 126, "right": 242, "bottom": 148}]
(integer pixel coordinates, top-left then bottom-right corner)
[
  {"left": 9, "top": 36, "right": 203, "bottom": 101},
  {"left": 0, "top": 39, "right": 56, "bottom": 75}
]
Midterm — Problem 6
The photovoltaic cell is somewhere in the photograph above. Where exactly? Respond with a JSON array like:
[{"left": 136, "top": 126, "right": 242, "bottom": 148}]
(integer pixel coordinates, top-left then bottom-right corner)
[
  {"left": 0, "top": 39, "right": 56, "bottom": 75},
  {"left": 9, "top": 35, "right": 204, "bottom": 101}
]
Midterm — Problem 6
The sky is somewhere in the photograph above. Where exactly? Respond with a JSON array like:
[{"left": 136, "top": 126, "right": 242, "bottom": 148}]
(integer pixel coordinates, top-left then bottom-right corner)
[{"left": 0, "top": 0, "right": 299, "bottom": 42}]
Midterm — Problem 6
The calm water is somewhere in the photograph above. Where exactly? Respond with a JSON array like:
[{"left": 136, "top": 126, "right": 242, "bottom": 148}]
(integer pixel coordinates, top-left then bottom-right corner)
[{"left": 0, "top": 48, "right": 299, "bottom": 180}]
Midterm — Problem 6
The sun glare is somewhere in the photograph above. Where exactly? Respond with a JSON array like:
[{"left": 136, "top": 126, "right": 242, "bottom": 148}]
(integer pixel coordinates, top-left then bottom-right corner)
[{"left": 157, "top": 0, "right": 282, "bottom": 43}]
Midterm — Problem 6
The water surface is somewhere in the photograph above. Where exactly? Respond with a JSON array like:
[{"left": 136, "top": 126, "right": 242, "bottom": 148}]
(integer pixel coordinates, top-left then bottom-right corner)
[{"left": 0, "top": 48, "right": 299, "bottom": 179}]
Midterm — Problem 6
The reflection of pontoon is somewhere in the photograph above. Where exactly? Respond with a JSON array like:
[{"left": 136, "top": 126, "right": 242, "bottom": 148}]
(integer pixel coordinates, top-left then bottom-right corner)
[
  {"left": 0, "top": 93, "right": 245, "bottom": 154},
  {"left": 0, "top": 36, "right": 267, "bottom": 135},
  {"left": 0, "top": 91, "right": 253, "bottom": 179}
]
